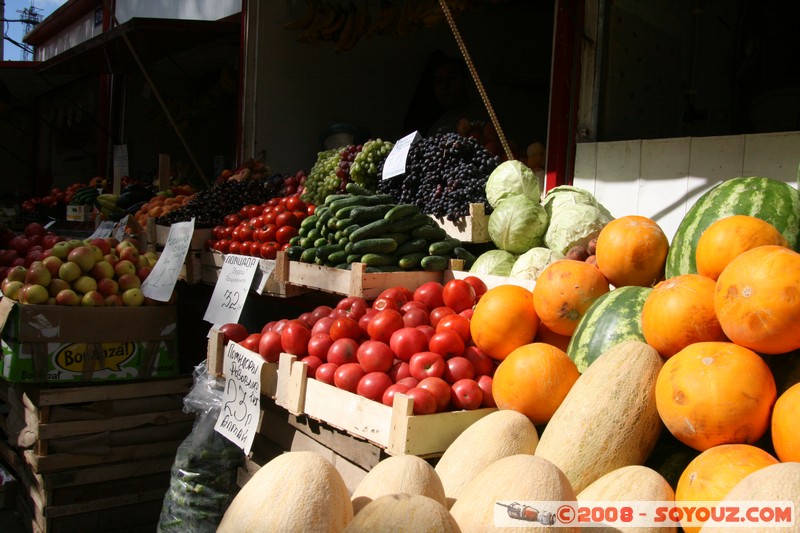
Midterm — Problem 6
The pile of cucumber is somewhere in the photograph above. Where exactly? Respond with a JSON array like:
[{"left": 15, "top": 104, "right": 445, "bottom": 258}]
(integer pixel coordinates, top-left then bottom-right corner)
[{"left": 286, "top": 183, "right": 475, "bottom": 272}]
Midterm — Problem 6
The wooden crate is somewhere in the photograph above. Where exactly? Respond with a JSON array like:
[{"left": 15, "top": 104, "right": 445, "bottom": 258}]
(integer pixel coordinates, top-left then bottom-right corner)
[
  {"left": 200, "top": 250, "right": 306, "bottom": 298},
  {"left": 0, "top": 377, "right": 193, "bottom": 475},
  {"left": 433, "top": 203, "right": 490, "bottom": 243},
  {"left": 444, "top": 268, "right": 536, "bottom": 291},
  {"left": 274, "top": 354, "right": 496, "bottom": 457},
  {"left": 283, "top": 260, "right": 445, "bottom": 299},
  {"left": 206, "top": 329, "right": 279, "bottom": 399}
]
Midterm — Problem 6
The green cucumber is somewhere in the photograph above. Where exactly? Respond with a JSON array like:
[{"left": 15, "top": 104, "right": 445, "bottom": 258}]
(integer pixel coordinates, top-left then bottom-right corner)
[
  {"left": 384, "top": 204, "right": 421, "bottom": 222},
  {"left": 324, "top": 193, "right": 349, "bottom": 206},
  {"left": 398, "top": 252, "right": 426, "bottom": 270},
  {"left": 286, "top": 246, "right": 304, "bottom": 261},
  {"left": 352, "top": 238, "right": 398, "bottom": 255},
  {"left": 306, "top": 228, "right": 321, "bottom": 241},
  {"left": 389, "top": 213, "right": 432, "bottom": 233},
  {"left": 335, "top": 217, "right": 355, "bottom": 230},
  {"left": 299, "top": 237, "right": 314, "bottom": 249},
  {"left": 346, "top": 253, "right": 361, "bottom": 263},
  {"left": 300, "top": 215, "right": 318, "bottom": 229},
  {"left": 350, "top": 204, "right": 394, "bottom": 224},
  {"left": 382, "top": 232, "right": 410, "bottom": 247},
  {"left": 299, "top": 248, "right": 317, "bottom": 263},
  {"left": 349, "top": 218, "right": 393, "bottom": 242},
  {"left": 453, "top": 246, "right": 478, "bottom": 266},
  {"left": 428, "top": 240, "right": 455, "bottom": 256},
  {"left": 395, "top": 238, "right": 429, "bottom": 256},
  {"left": 328, "top": 195, "right": 371, "bottom": 214},
  {"left": 420, "top": 255, "right": 449, "bottom": 272},
  {"left": 360, "top": 253, "right": 396, "bottom": 267},
  {"left": 345, "top": 182, "right": 374, "bottom": 196},
  {"left": 412, "top": 224, "right": 447, "bottom": 241},
  {"left": 342, "top": 224, "right": 361, "bottom": 238},
  {"left": 313, "top": 237, "right": 328, "bottom": 248},
  {"left": 315, "top": 244, "right": 344, "bottom": 262},
  {"left": 288, "top": 235, "right": 302, "bottom": 246},
  {"left": 327, "top": 250, "right": 348, "bottom": 265}
]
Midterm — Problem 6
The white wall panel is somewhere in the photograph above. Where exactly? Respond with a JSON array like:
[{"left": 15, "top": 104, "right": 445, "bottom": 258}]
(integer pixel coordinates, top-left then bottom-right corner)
[
  {"left": 743, "top": 132, "right": 800, "bottom": 182},
  {"left": 593, "top": 140, "right": 641, "bottom": 218},
  {"left": 638, "top": 137, "right": 690, "bottom": 239}
]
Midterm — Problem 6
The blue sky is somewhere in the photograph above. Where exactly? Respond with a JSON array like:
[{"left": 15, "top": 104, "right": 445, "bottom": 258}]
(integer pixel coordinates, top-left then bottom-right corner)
[{"left": 2, "top": 0, "right": 66, "bottom": 60}]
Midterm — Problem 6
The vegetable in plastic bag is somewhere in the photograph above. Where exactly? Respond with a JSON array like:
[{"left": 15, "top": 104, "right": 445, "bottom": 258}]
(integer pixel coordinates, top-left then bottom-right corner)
[
  {"left": 488, "top": 194, "right": 548, "bottom": 254},
  {"left": 485, "top": 160, "right": 541, "bottom": 208},
  {"left": 158, "top": 362, "right": 245, "bottom": 533},
  {"left": 510, "top": 247, "right": 565, "bottom": 280},
  {"left": 544, "top": 203, "right": 613, "bottom": 255},
  {"left": 469, "top": 249, "right": 518, "bottom": 277}
]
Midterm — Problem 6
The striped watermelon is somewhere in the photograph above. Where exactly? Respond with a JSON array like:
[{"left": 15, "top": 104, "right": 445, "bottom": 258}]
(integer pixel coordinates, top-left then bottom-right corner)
[
  {"left": 665, "top": 176, "right": 800, "bottom": 278},
  {"left": 566, "top": 285, "right": 651, "bottom": 373}
]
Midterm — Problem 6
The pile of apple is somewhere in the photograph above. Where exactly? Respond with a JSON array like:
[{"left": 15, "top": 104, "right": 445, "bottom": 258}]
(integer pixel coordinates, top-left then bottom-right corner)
[
  {"left": 219, "top": 278, "right": 498, "bottom": 415},
  {"left": 0, "top": 227, "right": 161, "bottom": 307},
  {"left": 207, "top": 194, "right": 313, "bottom": 258},
  {"left": 20, "top": 183, "right": 90, "bottom": 215}
]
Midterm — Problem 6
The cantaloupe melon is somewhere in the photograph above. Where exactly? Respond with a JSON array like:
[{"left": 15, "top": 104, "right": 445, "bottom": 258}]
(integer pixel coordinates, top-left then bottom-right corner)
[
  {"left": 344, "top": 493, "right": 460, "bottom": 532},
  {"left": 578, "top": 465, "right": 676, "bottom": 533},
  {"left": 699, "top": 462, "right": 800, "bottom": 533},
  {"left": 535, "top": 340, "right": 663, "bottom": 494},
  {"left": 435, "top": 409, "right": 539, "bottom": 508},
  {"left": 351, "top": 454, "right": 446, "bottom": 514},
  {"left": 218, "top": 451, "right": 353, "bottom": 532},
  {"left": 449, "top": 454, "right": 578, "bottom": 533}
]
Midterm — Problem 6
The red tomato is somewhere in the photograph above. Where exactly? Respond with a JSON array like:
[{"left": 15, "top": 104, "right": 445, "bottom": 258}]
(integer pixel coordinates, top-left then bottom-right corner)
[
  {"left": 428, "top": 329, "right": 465, "bottom": 359},
  {"left": 389, "top": 327, "right": 429, "bottom": 363},
  {"left": 358, "top": 308, "right": 380, "bottom": 336},
  {"left": 222, "top": 226, "right": 234, "bottom": 239},
  {"left": 336, "top": 296, "right": 368, "bottom": 319},
  {"left": 396, "top": 376, "right": 420, "bottom": 388},
  {"left": 459, "top": 308, "right": 474, "bottom": 320},
  {"left": 258, "top": 331, "right": 282, "bottom": 362},
  {"left": 260, "top": 242, "right": 278, "bottom": 259},
  {"left": 435, "top": 314, "right": 472, "bottom": 343},
  {"left": 280, "top": 243, "right": 291, "bottom": 251},
  {"left": 276, "top": 225, "right": 298, "bottom": 244},
  {"left": 450, "top": 378, "right": 483, "bottom": 410},
  {"left": 214, "top": 239, "right": 230, "bottom": 253},
  {"left": 267, "top": 198, "right": 280, "bottom": 207},
  {"left": 417, "top": 376, "right": 451, "bottom": 412},
  {"left": 409, "top": 351, "right": 446, "bottom": 381},
  {"left": 261, "top": 321, "right": 276, "bottom": 334},
  {"left": 376, "top": 287, "right": 409, "bottom": 308},
  {"left": 297, "top": 312, "right": 315, "bottom": 328},
  {"left": 286, "top": 196, "right": 306, "bottom": 212},
  {"left": 307, "top": 333, "right": 333, "bottom": 361},
  {"left": 240, "top": 333, "right": 262, "bottom": 353},
  {"left": 249, "top": 241, "right": 262, "bottom": 256},
  {"left": 262, "top": 224, "right": 277, "bottom": 242},
  {"left": 413, "top": 281, "right": 445, "bottom": 309},
  {"left": 382, "top": 383, "right": 412, "bottom": 407},
  {"left": 417, "top": 324, "right": 436, "bottom": 343},
  {"left": 402, "top": 308, "right": 430, "bottom": 328},
  {"left": 307, "top": 204, "right": 316, "bottom": 215},
  {"left": 263, "top": 211, "right": 277, "bottom": 225},
  {"left": 327, "top": 338, "right": 359, "bottom": 365},
  {"left": 246, "top": 204, "right": 262, "bottom": 218},
  {"left": 315, "top": 362, "right": 339, "bottom": 385},
  {"left": 218, "top": 323, "right": 248, "bottom": 343},
  {"left": 276, "top": 211, "right": 299, "bottom": 228},
  {"left": 311, "top": 305, "right": 333, "bottom": 323},
  {"left": 311, "top": 316, "right": 334, "bottom": 336},
  {"left": 371, "top": 296, "right": 399, "bottom": 311},
  {"left": 442, "top": 279, "right": 477, "bottom": 313},
  {"left": 356, "top": 340, "right": 395, "bottom": 373},
  {"left": 429, "top": 306, "right": 455, "bottom": 328},
  {"left": 300, "top": 355, "right": 324, "bottom": 377},
  {"left": 223, "top": 214, "right": 240, "bottom": 227},
  {"left": 477, "top": 375, "right": 496, "bottom": 407},
  {"left": 405, "top": 387, "right": 437, "bottom": 415},
  {"left": 389, "top": 361, "right": 412, "bottom": 382},
  {"left": 334, "top": 363, "right": 365, "bottom": 393},
  {"left": 463, "top": 345, "right": 495, "bottom": 377},
  {"left": 367, "top": 309, "right": 404, "bottom": 344},
  {"left": 400, "top": 300, "right": 429, "bottom": 313},
  {"left": 443, "top": 356, "right": 475, "bottom": 383},
  {"left": 280, "top": 320, "right": 311, "bottom": 356},
  {"left": 212, "top": 225, "right": 226, "bottom": 239},
  {"left": 356, "top": 372, "right": 394, "bottom": 402},
  {"left": 271, "top": 319, "right": 289, "bottom": 335},
  {"left": 329, "top": 317, "right": 362, "bottom": 341},
  {"left": 237, "top": 225, "right": 254, "bottom": 242}
]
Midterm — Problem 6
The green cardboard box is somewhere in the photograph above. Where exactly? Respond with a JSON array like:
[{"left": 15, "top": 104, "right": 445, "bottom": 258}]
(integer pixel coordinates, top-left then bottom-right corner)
[{"left": 0, "top": 297, "right": 179, "bottom": 383}]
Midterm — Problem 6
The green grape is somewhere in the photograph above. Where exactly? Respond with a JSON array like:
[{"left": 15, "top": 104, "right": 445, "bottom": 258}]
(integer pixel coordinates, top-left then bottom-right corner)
[{"left": 350, "top": 139, "right": 394, "bottom": 191}]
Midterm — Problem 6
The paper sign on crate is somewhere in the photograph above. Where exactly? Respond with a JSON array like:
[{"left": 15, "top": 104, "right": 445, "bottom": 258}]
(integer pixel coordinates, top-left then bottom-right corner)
[
  {"left": 142, "top": 218, "right": 194, "bottom": 301},
  {"left": 203, "top": 254, "right": 260, "bottom": 325},
  {"left": 215, "top": 341, "right": 263, "bottom": 455}
]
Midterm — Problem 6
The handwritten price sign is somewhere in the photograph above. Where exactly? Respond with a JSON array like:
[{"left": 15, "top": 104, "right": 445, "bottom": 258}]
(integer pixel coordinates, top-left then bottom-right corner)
[
  {"left": 204, "top": 254, "right": 260, "bottom": 325},
  {"left": 141, "top": 218, "right": 195, "bottom": 302},
  {"left": 214, "top": 341, "right": 263, "bottom": 454}
]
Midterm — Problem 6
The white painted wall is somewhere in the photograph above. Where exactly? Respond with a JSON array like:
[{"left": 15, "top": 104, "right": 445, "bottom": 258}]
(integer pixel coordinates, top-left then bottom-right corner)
[{"left": 573, "top": 132, "right": 800, "bottom": 242}]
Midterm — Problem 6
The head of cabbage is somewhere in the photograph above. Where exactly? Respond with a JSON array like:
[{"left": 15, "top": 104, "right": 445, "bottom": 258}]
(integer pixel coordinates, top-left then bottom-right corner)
[
  {"left": 542, "top": 185, "right": 613, "bottom": 220},
  {"left": 469, "top": 249, "right": 517, "bottom": 277},
  {"left": 485, "top": 160, "right": 541, "bottom": 208},
  {"left": 488, "top": 194, "right": 549, "bottom": 254},
  {"left": 544, "top": 203, "right": 613, "bottom": 255},
  {"left": 509, "top": 247, "right": 565, "bottom": 280}
]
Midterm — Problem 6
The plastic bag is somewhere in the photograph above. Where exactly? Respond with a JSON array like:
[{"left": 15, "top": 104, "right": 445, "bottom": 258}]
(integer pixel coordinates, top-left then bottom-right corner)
[{"left": 157, "top": 361, "right": 245, "bottom": 532}]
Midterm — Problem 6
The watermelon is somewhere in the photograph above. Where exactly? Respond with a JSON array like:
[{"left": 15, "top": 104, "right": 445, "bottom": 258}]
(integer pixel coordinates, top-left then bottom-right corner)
[
  {"left": 566, "top": 285, "right": 651, "bottom": 373},
  {"left": 665, "top": 176, "right": 800, "bottom": 278}
]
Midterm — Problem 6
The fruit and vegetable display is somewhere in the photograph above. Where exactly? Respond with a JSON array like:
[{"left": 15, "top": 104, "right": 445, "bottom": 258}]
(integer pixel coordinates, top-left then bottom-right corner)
[
  {"left": 0, "top": 222, "right": 166, "bottom": 307},
  {"left": 286, "top": 183, "right": 475, "bottom": 272},
  {"left": 208, "top": 174, "right": 799, "bottom": 532}
]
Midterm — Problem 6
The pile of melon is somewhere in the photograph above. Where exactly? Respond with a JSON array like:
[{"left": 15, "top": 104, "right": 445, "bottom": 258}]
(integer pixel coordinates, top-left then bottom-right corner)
[{"left": 217, "top": 176, "right": 800, "bottom": 532}]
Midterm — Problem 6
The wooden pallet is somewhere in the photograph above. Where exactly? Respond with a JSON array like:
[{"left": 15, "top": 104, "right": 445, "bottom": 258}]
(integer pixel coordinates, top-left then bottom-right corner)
[
  {"left": 274, "top": 354, "right": 495, "bottom": 457},
  {"left": 0, "top": 377, "right": 193, "bottom": 475},
  {"left": 433, "top": 202, "right": 490, "bottom": 243}
]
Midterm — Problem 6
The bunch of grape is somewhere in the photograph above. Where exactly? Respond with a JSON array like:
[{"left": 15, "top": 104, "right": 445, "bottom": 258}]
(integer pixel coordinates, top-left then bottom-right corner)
[
  {"left": 155, "top": 176, "right": 282, "bottom": 227},
  {"left": 300, "top": 148, "right": 342, "bottom": 206},
  {"left": 377, "top": 133, "right": 500, "bottom": 222},
  {"left": 335, "top": 144, "right": 362, "bottom": 187},
  {"left": 349, "top": 139, "right": 394, "bottom": 192}
]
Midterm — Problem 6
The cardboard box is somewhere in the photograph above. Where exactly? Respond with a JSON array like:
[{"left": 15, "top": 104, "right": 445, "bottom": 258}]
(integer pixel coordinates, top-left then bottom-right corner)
[
  {"left": 0, "top": 298, "right": 179, "bottom": 383},
  {"left": 65, "top": 205, "right": 91, "bottom": 222}
]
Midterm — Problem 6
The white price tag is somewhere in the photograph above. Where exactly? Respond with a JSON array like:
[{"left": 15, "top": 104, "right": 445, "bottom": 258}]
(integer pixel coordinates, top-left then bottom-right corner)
[
  {"left": 141, "top": 218, "right": 195, "bottom": 301},
  {"left": 381, "top": 131, "right": 421, "bottom": 180},
  {"left": 44, "top": 219, "right": 57, "bottom": 230},
  {"left": 203, "top": 254, "right": 260, "bottom": 325},
  {"left": 252, "top": 259, "right": 277, "bottom": 293},
  {"left": 214, "top": 341, "right": 263, "bottom": 454},
  {"left": 114, "top": 215, "right": 130, "bottom": 242},
  {"left": 89, "top": 220, "right": 116, "bottom": 239}
]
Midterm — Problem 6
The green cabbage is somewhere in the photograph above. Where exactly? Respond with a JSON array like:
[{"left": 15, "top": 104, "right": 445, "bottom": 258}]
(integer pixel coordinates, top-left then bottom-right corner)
[
  {"left": 542, "top": 185, "right": 613, "bottom": 220},
  {"left": 488, "top": 194, "right": 549, "bottom": 254},
  {"left": 545, "top": 203, "right": 613, "bottom": 255},
  {"left": 469, "top": 250, "right": 517, "bottom": 277},
  {"left": 485, "top": 160, "right": 541, "bottom": 208},
  {"left": 510, "top": 247, "right": 565, "bottom": 280}
]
